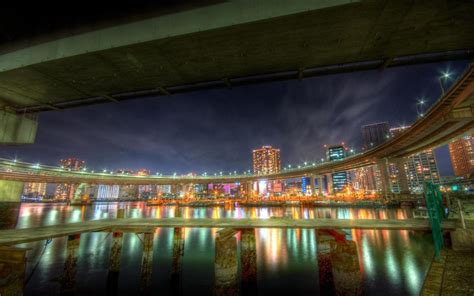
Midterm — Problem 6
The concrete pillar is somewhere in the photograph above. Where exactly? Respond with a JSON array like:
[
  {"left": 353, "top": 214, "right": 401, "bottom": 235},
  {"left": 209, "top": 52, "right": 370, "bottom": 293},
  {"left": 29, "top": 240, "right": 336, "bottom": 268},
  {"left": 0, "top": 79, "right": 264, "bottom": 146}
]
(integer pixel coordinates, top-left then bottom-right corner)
[
  {"left": 248, "top": 182, "right": 253, "bottom": 199},
  {"left": 61, "top": 234, "right": 81, "bottom": 294},
  {"left": 377, "top": 159, "right": 390, "bottom": 198},
  {"left": 106, "top": 232, "right": 123, "bottom": 295},
  {"left": 0, "top": 110, "right": 38, "bottom": 144},
  {"left": 214, "top": 229, "right": 239, "bottom": 296},
  {"left": 0, "top": 180, "right": 24, "bottom": 202},
  {"left": 109, "top": 232, "right": 123, "bottom": 273},
  {"left": 309, "top": 175, "right": 315, "bottom": 196},
  {"left": 0, "top": 246, "right": 27, "bottom": 296},
  {"left": 330, "top": 239, "right": 363, "bottom": 295},
  {"left": 140, "top": 232, "right": 154, "bottom": 295},
  {"left": 171, "top": 227, "right": 185, "bottom": 293},
  {"left": 394, "top": 158, "right": 410, "bottom": 195},
  {"left": 326, "top": 174, "right": 333, "bottom": 196},
  {"left": 317, "top": 176, "right": 323, "bottom": 196},
  {"left": 317, "top": 231, "right": 335, "bottom": 295},
  {"left": 240, "top": 229, "right": 257, "bottom": 295}
]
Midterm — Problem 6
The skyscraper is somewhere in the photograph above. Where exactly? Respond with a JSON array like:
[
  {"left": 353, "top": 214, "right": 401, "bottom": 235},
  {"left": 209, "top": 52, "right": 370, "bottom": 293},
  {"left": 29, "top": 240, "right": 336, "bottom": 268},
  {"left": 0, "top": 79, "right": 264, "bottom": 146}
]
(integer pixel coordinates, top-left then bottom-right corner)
[
  {"left": 326, "top": 144, "right": 347, "bottom": 192},
  {"left": 252, "top": 146, "right": 281, "bottom": 175},
  {"left": 362, "top": 122, "right": 390, "bottom": 149},
  {"left": 449, "top": 134, "right": 474, "bottom": 178},
  {"left": 55, "top": 157, "right": 85, "bottom": 200}
]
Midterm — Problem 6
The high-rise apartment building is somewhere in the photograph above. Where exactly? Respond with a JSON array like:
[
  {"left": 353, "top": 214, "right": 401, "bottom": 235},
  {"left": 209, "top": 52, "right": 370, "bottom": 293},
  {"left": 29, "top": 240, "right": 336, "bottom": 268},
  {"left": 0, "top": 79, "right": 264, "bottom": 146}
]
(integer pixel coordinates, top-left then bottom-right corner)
[
  {"left": 23, "top": 182, "right": 47, "bottom": 198},
  {"left": 252, "top": 146, "right": 281, "bottom": 175},
  {"left": 55, "top": 158, "right": 85, "bottom": 200},
  {"left": 362, "top": 122, "right": 390, "bottom": 149},
  {"left": 449, "top": 134, "right": 474, "bottom": 178},
  {"left": 405, "top": 149, "right": 440, "bottom": 193}
]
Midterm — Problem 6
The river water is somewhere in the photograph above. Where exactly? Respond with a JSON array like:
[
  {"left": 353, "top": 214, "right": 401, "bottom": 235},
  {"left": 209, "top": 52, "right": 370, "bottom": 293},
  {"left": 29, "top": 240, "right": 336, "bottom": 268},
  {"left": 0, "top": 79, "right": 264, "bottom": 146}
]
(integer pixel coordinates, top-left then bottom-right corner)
[{"left": 0, "top": 202, "right": 434, "bottom": 295}]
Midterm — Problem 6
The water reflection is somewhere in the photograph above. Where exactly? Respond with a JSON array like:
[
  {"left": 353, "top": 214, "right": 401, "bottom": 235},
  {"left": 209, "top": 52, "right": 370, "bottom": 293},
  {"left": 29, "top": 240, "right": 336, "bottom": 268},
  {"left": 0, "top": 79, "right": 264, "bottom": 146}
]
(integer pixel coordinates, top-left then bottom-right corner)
[{"left": 0, "top": 203, "right": 431, "bottom": 295}]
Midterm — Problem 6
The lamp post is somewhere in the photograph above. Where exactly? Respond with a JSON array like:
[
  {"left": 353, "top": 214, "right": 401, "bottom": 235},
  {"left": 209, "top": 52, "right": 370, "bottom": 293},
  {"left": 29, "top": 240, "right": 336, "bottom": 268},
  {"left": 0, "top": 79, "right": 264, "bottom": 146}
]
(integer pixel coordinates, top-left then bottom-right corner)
[
  {"left": 439, "top": 71, "right": 451, "bottom": 95},
  {"left": 416, "top": 98, "right": 426, "bottom": 118}
]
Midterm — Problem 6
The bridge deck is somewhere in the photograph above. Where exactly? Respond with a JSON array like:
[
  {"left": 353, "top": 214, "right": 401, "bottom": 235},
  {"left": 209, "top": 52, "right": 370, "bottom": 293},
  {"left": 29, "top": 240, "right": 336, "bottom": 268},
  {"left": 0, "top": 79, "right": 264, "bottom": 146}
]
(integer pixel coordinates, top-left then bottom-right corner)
[{"left": 0, "top": 218, "right": 460, "bottom": 246}]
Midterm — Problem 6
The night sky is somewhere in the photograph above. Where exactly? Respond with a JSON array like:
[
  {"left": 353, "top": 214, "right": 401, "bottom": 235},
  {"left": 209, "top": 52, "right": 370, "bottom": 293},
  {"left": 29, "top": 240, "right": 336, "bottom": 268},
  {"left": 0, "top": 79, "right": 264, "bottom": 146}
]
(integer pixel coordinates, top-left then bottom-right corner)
[{"left": 1, "top": 61, "right": 469, "bottom": 176}]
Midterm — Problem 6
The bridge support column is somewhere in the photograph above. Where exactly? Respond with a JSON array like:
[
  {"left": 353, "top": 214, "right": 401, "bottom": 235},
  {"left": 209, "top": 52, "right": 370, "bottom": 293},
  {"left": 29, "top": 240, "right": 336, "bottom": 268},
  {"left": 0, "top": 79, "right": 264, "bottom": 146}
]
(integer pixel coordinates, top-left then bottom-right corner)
[
  {"left": 330, "top": 237, "right": 363, "bottom": 295},
  {"left": 140, "top": 232, "right": 154, "bottom": 295},
  {"left": 377, "top": 160, "right": 390, "bottom": 198},
  {"left": 317, "top": 176, "right": 323, "bottom": 196},
  {"left": 107, "top": 232, "right": 123, "bottom": 295},
  {"left": 0, "top": 246, "right": 27, "bottom": 296},
  {"left": 0, "top": 180, "right": 24, "bottom": 202},
  {"left": 317, "top": 231, "right": 335, "bottom": 294},
  {"left": 317, "top": 230, "right": 362, "bottom": 295},
  {"left": 309, "top": 175, "right": 316, "bottom": 196},
  {"left": 109, "top": 232, "right": 123, "bottom": 273},
  {"left": 394, "top": 158, "right": 410, "bottom": 195},
  {"left": 171, "top": 227, "right": 185, "bottom": 293},
  {"left": 214, "top": 229, "right": 239, "bottom": 296},
  {"left": 61, "top": 234, "right": 81, "bottom": 294},
  {"left": 240, "top": 228, "right": 257, "bottom": 295},
  {"left": 326, "top": 174, "right": 333, "bottom": 196},
  {"left": 0, "top": 110, "right": 38, "bottom": 144}
]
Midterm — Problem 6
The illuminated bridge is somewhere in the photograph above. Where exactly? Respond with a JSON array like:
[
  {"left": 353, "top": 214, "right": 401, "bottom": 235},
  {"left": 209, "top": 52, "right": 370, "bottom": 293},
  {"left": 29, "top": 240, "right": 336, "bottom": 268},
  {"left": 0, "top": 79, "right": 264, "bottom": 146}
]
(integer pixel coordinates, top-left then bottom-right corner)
[
  {"left": 0, "top": 63, "right": 473, "bottom": 201},
  {"left": 1, "top": 0, "right": 474, "bottom": 144}
]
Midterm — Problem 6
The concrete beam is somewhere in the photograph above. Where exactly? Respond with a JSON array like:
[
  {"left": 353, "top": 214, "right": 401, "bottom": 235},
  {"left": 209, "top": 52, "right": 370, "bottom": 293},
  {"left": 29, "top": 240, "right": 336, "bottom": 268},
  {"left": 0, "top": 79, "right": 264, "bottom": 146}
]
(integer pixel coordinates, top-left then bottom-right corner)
[
  {"left": 0, "top": 111, "right": 37, "bottom": 144},
  {"left": 0, "top": 180, "right": 24, "bottom": 202}
]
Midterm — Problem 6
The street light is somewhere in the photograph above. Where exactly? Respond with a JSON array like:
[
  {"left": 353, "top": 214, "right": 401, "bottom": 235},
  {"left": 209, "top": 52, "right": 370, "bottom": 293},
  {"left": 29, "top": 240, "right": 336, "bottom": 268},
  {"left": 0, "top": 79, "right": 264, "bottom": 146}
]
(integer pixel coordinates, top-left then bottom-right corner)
[
  {"left": 416, "top": 98, "right": 426, "bottom": 119},
  {"left": 439, "top": 71, "right": 451, "bottom": 95}
]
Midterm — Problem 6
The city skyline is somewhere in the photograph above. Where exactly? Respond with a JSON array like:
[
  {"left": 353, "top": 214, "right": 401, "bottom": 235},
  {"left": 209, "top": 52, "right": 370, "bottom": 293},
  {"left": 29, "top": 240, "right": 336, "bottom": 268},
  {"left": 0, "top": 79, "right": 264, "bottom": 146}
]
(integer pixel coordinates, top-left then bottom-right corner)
[{"left": 0, "top": 61, "right": 469, "bottom": 176}]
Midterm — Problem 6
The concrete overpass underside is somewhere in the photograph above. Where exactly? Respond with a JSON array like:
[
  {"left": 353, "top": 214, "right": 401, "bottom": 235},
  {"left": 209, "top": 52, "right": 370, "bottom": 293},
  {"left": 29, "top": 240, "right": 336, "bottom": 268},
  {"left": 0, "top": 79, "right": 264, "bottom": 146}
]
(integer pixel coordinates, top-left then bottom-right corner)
[{"left": 1, "top": 0, "right": 474, "bottom": 113}]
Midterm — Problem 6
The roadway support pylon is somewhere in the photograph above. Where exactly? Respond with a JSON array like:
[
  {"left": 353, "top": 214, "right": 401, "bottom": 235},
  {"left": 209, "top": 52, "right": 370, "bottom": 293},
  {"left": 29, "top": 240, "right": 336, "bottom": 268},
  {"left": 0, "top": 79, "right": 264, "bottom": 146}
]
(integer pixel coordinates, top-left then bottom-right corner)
[
  {"left": 109, "top": 232, "right": 123, "bottom": 273},
  {"left": 61, "top": 234, "right": 81, "bottom": 294},
  {"left": 140, "top": 232, "right": 154, "bottom": 294},
  {"left": 240, "top": 228, "right": 257, "bottom": 295},
  {"left": 326, "top": 174, "right": 334, "bottom": 196},
  {"left": 171, "top": 227, "right": 185, "bottom": 294},
  {"left": 309, "top": 175, "right": 316, "bottom": 196},
  {"left": 377, "top": 159, "right": 390, "bottom": 198},
  {"left": 107, "top": 232, "right": 123, "bottom": 294},
  {"left": 214, "top": 229, "right": 239, "bottom": 296},
  {"left": 0, "top": 246, "right": 27, "bottom": 296},
  {"left": 317, "top": 176, "right": 324, "bottom": 196}
]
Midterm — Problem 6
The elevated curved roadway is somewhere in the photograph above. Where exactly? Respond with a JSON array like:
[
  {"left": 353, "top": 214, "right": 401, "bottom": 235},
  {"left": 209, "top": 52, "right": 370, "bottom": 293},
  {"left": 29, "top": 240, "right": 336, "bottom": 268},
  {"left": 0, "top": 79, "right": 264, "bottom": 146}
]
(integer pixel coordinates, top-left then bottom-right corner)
[{"left": 0, "top": 63, "right": 473, "bottom": 185}]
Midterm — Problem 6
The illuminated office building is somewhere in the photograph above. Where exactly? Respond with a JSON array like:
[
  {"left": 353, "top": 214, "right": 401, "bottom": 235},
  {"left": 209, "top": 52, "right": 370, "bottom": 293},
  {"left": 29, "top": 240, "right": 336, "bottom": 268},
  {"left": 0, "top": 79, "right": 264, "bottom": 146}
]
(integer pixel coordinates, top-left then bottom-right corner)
[
  {"left": 23, "top": 182, "right": 47, "bottom": 198},
  {"left": 252, "top": 146, "right": 281, "bottom": 175},
  {"left": 449, "top": 133, "right": 474, "bottom": 178},
  {"left": 326, "top": 144, "right": 348, "bottom": 192},
  {"left": 96, "top": 185, "right": 120, "bottom": 199},
  {"left": 362, "top": 122, "right": 390, "bottom": 149},
  {"left": 55, "top": 157, "right": 85, "bottom": 199}
]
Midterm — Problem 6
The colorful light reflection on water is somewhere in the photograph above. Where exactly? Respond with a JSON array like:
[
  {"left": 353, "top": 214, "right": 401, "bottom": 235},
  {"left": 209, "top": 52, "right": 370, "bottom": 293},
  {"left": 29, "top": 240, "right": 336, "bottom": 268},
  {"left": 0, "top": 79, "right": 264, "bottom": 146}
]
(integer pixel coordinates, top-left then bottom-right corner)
[{"left": 0, "top": 202, "right": 433, "bottom": 295}]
